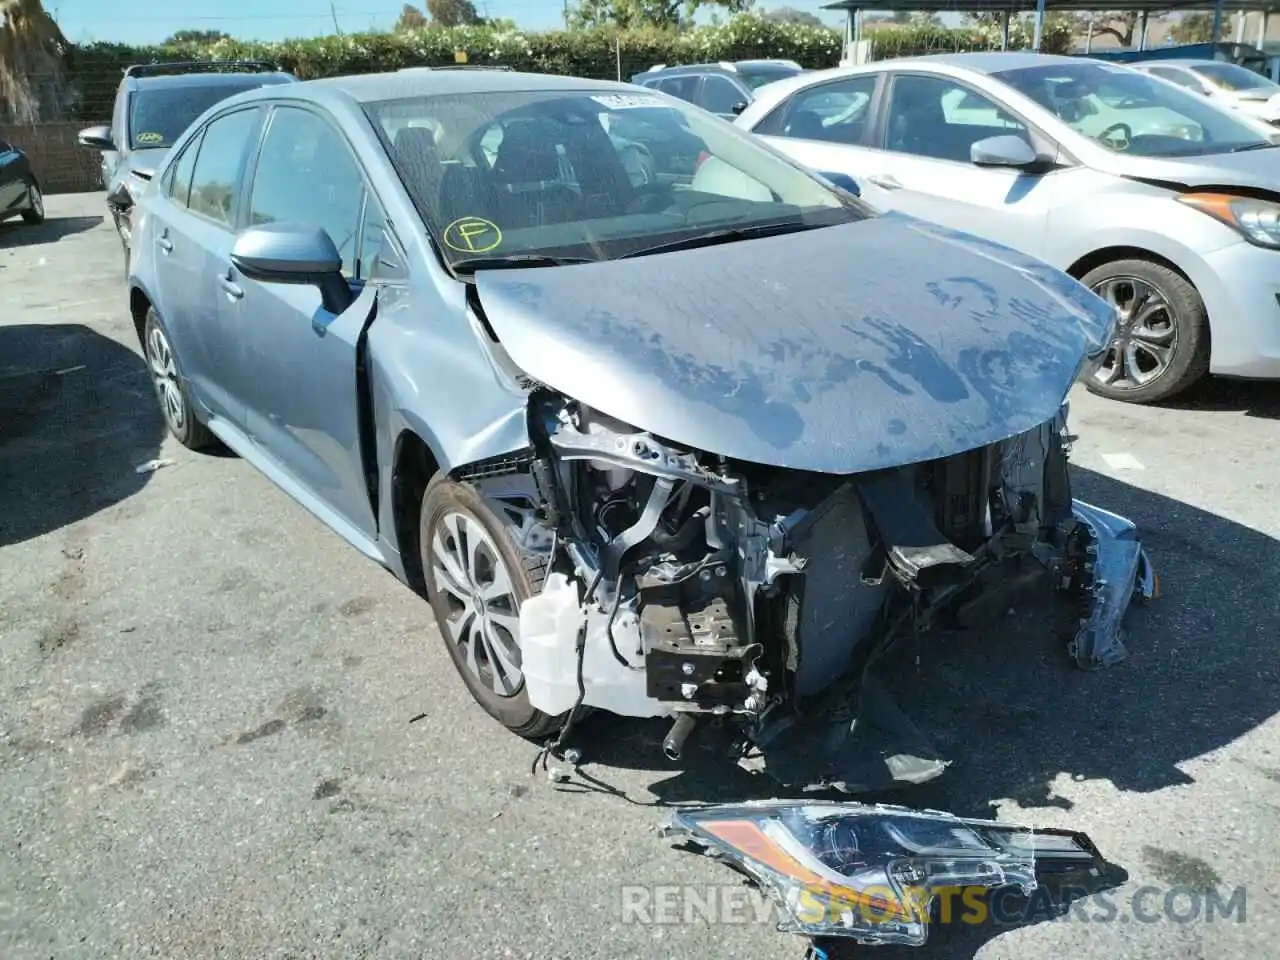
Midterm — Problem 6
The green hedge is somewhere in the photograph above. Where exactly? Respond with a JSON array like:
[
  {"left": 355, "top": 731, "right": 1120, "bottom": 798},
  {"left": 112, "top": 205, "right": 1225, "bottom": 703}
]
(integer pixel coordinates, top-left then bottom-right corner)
[{"left": 65, "top": 15, "right": 1067, "bottom": 121}]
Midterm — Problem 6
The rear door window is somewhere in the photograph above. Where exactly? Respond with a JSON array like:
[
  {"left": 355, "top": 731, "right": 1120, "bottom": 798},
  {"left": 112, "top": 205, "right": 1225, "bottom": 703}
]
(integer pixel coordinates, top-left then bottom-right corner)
[
  {"left": 186, "top": 107, "right": 260, "bottom": 228},
  {"left": 698, "top": 75, "right": 746, "bottom": 114}
]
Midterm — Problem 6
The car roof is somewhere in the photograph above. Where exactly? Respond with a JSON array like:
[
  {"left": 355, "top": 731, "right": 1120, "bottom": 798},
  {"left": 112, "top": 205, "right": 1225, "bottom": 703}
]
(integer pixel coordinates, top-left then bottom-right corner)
[
  {"left": 131, "top": 71, "right": 295, "bottom": 91},
  {"left": 891, "top": 51, "right": 1091, "bottom": 74},
  {"left": 291, "top": 68, "right": 645, "bottom": 103},
  {"left": 1141, "top": 58, "right": 1233, "bottom": 68}
]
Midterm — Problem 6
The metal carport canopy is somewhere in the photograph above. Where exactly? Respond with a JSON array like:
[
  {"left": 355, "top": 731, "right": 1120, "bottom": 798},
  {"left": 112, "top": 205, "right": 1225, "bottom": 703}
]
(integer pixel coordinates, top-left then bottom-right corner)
[{"left": 822, "top": 0, "right": 1280, "bottom": 53}]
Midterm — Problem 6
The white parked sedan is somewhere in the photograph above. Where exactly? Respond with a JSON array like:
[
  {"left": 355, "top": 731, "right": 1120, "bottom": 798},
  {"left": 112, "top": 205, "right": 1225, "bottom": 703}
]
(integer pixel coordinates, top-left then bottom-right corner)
[
  {"left": 1131, "top": 59, "right": 1280, "bottom": 126},
  {"left": 736, "top": 52, "right": 1280, "bottom": 404}
]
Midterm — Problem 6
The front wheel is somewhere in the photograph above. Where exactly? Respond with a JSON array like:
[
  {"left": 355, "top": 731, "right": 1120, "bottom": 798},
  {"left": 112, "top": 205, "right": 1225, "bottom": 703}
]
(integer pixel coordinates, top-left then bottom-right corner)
[
  {"left": 142, "top": 308, "right": 216, "bottom": 451},
  {"left": 1080, "top": 258, "right": 1209, "bottom": 404},
  {"left": 419, "top": 475, "right": 564, "bottom": 740},
  {"left": 20, "top": 180, "right": 44, "bottom": 224}
]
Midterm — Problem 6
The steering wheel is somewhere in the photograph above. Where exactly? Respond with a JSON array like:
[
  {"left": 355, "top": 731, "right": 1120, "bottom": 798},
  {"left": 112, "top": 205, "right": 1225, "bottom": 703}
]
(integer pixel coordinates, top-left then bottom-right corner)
[{"left": 1097, "top": 122, "right": 1133, "bottom": 151}]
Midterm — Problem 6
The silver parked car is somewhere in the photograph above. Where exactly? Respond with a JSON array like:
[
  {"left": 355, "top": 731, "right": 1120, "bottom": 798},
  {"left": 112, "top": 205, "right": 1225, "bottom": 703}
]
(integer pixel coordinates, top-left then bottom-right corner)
[
  {"left": 737, "top": 52, "right": 1280, "bottom": 403},
  {"left": 1131, "top": 59, "right": 1280, "bottom": 126},
  {"left": 126, "top": 69, "right": 1153, "bottom": 792}
]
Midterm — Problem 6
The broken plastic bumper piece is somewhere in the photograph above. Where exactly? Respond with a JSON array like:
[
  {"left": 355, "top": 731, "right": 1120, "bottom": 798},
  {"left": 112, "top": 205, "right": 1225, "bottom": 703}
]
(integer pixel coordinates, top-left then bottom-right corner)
[
  {"left": 661, "top": 800, "right": 1107, "bottom": 947},
  {"left": 1068, "top": 499, "right": 1158, "bottom": 671}
]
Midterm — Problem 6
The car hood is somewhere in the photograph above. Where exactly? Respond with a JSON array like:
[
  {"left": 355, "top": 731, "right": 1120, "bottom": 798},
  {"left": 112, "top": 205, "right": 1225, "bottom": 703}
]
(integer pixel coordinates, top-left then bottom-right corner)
[
  {"left": 474, "top": 213, "right": 1114, "bottom": 475},
  {"left": 1104, "top": 141, "right": 1280, "bottom": 192}
]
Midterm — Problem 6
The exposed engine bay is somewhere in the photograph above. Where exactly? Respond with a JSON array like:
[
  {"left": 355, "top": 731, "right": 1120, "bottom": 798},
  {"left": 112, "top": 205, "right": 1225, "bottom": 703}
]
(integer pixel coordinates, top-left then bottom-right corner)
[{"left": 454, "top": 390, "right": 1156, "bottom": 792}]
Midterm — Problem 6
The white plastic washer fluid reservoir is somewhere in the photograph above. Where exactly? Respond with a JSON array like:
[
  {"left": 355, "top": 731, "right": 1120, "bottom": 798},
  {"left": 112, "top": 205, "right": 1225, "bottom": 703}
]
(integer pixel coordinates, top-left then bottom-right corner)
[{"left": 518, "top": 572, "right": 586, "bottom": 716}]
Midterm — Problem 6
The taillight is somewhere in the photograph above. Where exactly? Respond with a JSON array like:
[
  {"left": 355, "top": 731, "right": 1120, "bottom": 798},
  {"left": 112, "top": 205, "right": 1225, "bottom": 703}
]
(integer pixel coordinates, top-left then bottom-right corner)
[{"left": 696, "top": 150, "right": 710, "bottom": 168}]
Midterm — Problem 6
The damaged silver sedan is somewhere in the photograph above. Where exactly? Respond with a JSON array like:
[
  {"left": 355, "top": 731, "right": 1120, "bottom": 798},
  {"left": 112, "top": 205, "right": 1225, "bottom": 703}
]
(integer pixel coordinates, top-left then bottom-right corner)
[{"left": 126, "top": 69, "right": 1155, "bottom": 792}]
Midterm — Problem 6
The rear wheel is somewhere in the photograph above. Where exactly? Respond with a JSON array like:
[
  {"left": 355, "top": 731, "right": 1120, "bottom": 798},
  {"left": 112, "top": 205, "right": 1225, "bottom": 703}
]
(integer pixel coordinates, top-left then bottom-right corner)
[
  {"left": 1080, "top": 258, "right": 1209, "bottom": 404},
  {"left": 419, "top": 475, "right": 563, "bottom": 740},
  {"left": 142, "top": 308, "right": 216, "bottom": 451},
  {"left": 20, "top": 180, "right": 44, "bottom": 224}
]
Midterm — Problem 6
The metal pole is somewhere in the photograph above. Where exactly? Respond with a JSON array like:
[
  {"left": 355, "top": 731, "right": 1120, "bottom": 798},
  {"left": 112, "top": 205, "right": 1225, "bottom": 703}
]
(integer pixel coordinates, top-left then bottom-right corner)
[
  {"left": 1139, "top": 10, "right": 1149, "bottom": 49},
  {"left": 1085, "top": 17, "right": 1095, "bottom": 53},
  {"left": 1259, "top": 11, "right": 1270, "bottom": 47},
  {"left": 1032, "top": 0, "right": 1046, "bottom": 50},
  {"left": 1001, "top": 9, "right": 1011, "bottom": 50},
  {"left": 1235, "top": 11, "right": 1247, "bottom": 42},
  {"left": 1210, "top": 0, "right": 1226, "bottom": 48}
]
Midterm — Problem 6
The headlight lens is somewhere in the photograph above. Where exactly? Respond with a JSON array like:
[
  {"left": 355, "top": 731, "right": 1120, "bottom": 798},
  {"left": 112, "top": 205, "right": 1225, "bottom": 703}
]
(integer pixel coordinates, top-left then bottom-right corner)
[
  {"left": 662, "top": 801, "right": 1104, "bottom": 946},
  {"left": 1179, "top": 191, "right": 1280, "bottom": 248}
]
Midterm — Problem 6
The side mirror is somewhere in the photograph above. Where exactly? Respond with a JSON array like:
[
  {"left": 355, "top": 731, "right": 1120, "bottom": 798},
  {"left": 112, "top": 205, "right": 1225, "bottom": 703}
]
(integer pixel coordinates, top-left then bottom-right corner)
[
  {"left": 970, "top": 134, "right": 1040, "bottom": 170},
  {"left": 230, "top": 222, "right": 352, "bottom": 315},
  {"left": 818, "top": 170, "right": 861, "bottom": 197},
  {"left": 730, "top": 100, "right": 749, "bottom": 116},
  {"left": 78, "top": 124, "right": 116, "bottom": 151}
]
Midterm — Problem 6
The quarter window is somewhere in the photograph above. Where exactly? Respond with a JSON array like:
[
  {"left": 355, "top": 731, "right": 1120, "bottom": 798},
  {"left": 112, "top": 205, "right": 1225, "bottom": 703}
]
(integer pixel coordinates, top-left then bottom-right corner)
[
  {"left": 165, "top": 131, "right": 203, "bottom": 208},
  {"left": 248, "top": 106, "right": 365, "bottom": 277},
  {"left": 657, "top": 75, "right": 700, "bottom": 103},
  {"left": 186, "top": 108, "right": 260, "bottom": 227},
  {"left": 885, "top": 75, "right": 1029, "bottom": 163}
]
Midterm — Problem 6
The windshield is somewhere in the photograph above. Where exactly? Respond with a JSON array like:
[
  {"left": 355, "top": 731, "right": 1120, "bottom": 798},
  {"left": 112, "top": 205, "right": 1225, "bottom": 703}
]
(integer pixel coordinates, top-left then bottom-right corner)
[
  {"left": 366, "top": 88, "right": 868, "bottom": 269},
  {"left": 1190, "top": 61, "right": 1279, "bottom": 94},
  {"left": 993, "top": 61, "right": 1272, "bottom": 157},
  {"left": 128, "top": 81, "right": 268, "bottom": 150},
  {"left": 738, "top": 65, "right": 804, "bottom": 89}
]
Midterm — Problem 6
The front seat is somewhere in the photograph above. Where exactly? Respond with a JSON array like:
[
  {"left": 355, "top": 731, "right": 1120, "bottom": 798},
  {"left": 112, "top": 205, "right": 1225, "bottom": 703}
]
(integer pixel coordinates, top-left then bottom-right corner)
[
  {"left": 393, "top": 126, "right": 444, "bottom": 216},
  {"left": 490, "top": 123, "right": 579, "bottom": 226},
  {"left": 891, "top": 86, "right": 947, "bottom": 158},
  {"left": 786, "top": 110, "right": 827, "bottom": 141}
]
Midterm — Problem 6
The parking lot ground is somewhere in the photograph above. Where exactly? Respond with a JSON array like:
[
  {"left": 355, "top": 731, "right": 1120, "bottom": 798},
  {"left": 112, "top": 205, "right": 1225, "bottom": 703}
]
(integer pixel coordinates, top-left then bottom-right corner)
[{"left": 2, "top": 193, "right": 1280, "bottom": 960}]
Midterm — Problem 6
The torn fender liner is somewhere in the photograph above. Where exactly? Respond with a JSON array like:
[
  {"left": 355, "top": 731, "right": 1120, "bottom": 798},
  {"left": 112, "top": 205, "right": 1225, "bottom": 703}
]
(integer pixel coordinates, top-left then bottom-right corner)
[
  {"left": 1068, "top": 499, "right": 1158, "bottom": 670},
  {"left": 474, "top": 212, "right": 1115, "bottom": 474},
  {"left": 660, "top": 800, "right": 1108, "bottom": 947}
]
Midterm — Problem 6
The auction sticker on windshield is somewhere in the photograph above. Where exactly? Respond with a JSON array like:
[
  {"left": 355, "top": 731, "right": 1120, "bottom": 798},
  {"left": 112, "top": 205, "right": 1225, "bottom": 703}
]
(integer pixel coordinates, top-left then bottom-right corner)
[
  {"left": 590, "top": 93, "right": 665, "bottom": 110},
  {"left": 136, "top": 132, "right": 163, "bottom": 144},
  {"left": 443, "top": 216, "right": 503, "bottom": 253}
]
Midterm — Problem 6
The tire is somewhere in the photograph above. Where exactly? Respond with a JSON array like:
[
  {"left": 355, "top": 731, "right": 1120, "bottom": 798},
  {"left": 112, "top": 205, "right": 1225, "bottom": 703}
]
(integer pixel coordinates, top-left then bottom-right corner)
[
  {"left": 418, "top": 474, "right": 564, "bottom": 740},
  {"left": 20, "top": 180, "right": 44, "bottom": 225},
  {"left": 1079, "top": 258, "right": 1209, "bottom": 404},
  {"left": 142, "top": 308, "right": 217, "bottom": 451}
]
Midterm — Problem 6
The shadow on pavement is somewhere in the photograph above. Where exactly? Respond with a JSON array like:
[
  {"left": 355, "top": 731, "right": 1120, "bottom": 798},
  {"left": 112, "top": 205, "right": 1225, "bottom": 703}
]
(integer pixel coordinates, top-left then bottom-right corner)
[
  {"left": 0, "top": 215, "right": 104, "bottom": 249},
  {"left": 0, "top": 323, "right": 165, "bottom": 547},
  {"left": 1158, "top": 376, "right": 1280, "bottom": 421}
]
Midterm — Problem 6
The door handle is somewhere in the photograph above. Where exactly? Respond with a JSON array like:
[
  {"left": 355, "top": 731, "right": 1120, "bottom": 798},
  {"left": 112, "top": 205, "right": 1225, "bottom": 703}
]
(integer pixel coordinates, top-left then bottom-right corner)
[
  {"left": 867, "top": 173, "right": 903, "bottom": 190},
  {"left": 157, "top": 229, "right": 173, "bottom": 253},
  {"left": 218, "top": 272, "right": 243, "bottom": 301}
]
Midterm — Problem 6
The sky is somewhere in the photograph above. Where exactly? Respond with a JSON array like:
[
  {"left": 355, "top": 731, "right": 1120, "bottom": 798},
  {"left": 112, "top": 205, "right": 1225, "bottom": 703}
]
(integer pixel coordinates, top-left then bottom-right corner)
[{"left": 48, "top": 0, "right": 861, "bottom": 46}]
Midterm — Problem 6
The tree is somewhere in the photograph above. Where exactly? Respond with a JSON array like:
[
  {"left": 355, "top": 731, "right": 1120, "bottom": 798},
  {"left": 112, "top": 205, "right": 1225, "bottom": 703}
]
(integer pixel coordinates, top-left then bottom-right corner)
[
  {"left": 162, "top": 29, "right": 231, "bottom": 44},
  {"left": 394, "top": 4, "right": 430, "bottom": 30},
  {"left": 763, "top": 6, "right": 823, "bottom": 25},
  {"left": 568, "top": 0, "right": 682, "bottom": 28},
  {"left": 426, "top": 0, "right": 480, "bottom": 27},
  {"left": 908, "top": 11, "right": 942, "bottom": 26},
  {"left": 1169, "top": 11, "right": 1229, "bottom": 44},
  {"left": 1079, "top": 11, "right": 1140, "bottom": 47},
  {"left": 0, "top": 0, "right": 73, "bottom": 123}
]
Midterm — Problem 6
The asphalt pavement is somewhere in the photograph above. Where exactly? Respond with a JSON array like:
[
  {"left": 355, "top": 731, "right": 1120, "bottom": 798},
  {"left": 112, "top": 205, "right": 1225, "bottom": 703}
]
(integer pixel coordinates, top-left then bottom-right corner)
[{"left": 2, "top": 193, "right": 1279, "bottom": 960}]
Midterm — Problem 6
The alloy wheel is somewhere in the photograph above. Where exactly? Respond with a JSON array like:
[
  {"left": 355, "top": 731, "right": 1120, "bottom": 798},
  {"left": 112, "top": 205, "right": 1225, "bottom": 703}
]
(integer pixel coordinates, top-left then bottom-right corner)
[
  {"left": 29, "top": 184, "right": 43, "bottom": 218},
  {"left": 1089, "top": 275, "right": 1178, "bottom": 392},
  {"left": 430, "top": 510, "right": 524, "bottom": 698},
  {"left": 146, "top": 323, "right": 186, "bottom": 433}
]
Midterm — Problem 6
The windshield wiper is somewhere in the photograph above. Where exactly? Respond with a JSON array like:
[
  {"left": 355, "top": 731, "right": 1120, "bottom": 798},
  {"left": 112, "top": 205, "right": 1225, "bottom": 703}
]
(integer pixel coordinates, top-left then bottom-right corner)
[
  {"left": 1229, "top": 141, "right": 1277, "bottom": 152},
  {"left": 451, "top": 254, "right": 598, "bottom": 273},
  {"left": 618, "top": 219, "right": 833, "bottom": 259}
]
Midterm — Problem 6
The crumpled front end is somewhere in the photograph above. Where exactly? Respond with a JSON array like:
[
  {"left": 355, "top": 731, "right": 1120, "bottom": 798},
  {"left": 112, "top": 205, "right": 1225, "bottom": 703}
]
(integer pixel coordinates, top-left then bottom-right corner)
[{"left": 454, "top": 386, "right": 1155, "bottom": 792}]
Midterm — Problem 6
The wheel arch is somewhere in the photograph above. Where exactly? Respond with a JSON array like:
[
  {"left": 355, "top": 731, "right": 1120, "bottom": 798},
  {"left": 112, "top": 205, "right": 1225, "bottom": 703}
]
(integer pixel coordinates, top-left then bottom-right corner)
[
  {"left": 1065, "top": 245, "right": 1196, "bottom": 288},
  {"left": 128, "top": 284, "right": 153, "bottom": 348},
  {"left": 389, "top": 426, "right": 442, "bottom": 596}
]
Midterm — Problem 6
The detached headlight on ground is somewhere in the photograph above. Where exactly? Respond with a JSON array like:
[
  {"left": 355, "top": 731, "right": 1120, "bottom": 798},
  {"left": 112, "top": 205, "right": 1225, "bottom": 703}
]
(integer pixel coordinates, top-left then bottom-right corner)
[
  {"left": 1179, "top": 192, "right": 1280, "bottom": 249},
  {"left": 661, "top": 800, "right": 1106, "bottom": 946}
]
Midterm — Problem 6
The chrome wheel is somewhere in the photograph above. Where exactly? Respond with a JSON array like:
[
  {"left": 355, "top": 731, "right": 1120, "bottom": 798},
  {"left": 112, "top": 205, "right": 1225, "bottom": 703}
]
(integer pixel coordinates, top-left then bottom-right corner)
[
  {"left": 146, "top": 323, "right": 185, "bottom": 432},
  {"left": 1090, "top": 276, "right": 1177, "bottom": 391},
  {"left": 430, "top": 510, "right": 524, "bottom": 698},
  {"left": 28, "top": 184, "right": 43, "bottom": 218}
]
